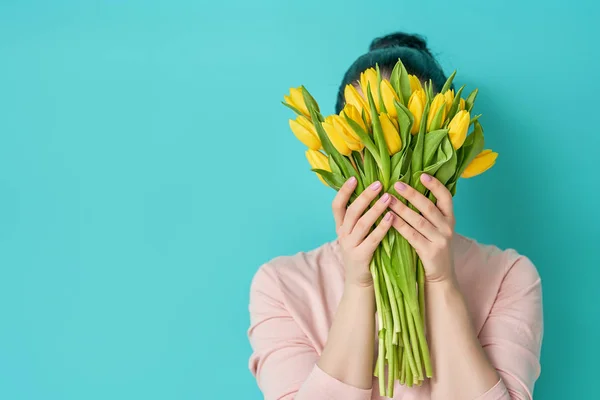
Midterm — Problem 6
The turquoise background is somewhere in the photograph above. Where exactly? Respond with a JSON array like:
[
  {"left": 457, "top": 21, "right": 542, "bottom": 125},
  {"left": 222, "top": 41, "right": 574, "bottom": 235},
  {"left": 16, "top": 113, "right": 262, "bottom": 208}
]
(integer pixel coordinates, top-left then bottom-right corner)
[{"left": 0, "top": 0, "right": 598, "bottom": 399}]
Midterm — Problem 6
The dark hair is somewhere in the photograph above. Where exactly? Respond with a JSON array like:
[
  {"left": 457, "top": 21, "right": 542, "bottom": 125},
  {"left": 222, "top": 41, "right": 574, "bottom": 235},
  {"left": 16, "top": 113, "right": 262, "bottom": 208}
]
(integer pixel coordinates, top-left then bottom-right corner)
[{"left": 335, "top": 32, "right": 451, "bottom": 113}]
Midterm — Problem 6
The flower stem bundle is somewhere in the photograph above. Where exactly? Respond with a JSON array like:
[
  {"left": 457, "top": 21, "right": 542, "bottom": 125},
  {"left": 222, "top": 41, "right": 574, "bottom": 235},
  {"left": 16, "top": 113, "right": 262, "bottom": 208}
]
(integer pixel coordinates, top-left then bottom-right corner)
[{"left": 283, "top": 60, "right": 497, "bottom": 397}]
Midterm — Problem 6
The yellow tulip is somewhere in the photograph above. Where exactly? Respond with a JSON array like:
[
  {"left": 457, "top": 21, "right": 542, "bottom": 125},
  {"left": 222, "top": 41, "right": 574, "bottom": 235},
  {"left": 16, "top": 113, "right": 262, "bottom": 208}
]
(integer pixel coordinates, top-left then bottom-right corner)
[
  {"left": 284, "top": 87, "right": 313, "bottom": 119},
  {"left": 322, "top": 116, "right": 352, "bottom": 156},
  {"left": 331, "top": 114, "right": 363, "bottom": 151},
  {"left": 379, "top": 80, "right": 399, "bottom": 118},
  {"left": 444, "top": 89, "right": 455, "bottom": 114},
  {"left": 344, "top": 85, "right": 371, "bottom": 126},
  {"left": 341, "top": 104, "right": 367, "bottom": 132},
  {"left": 306, "top": 149, "right": 331, "bottom": 186},
  {"left": 459, "top": 98, "right": 466, "bottom": 111},
  {"left": 447, "top": 110, "right": 470, "bottom": 149},
  {"left": 427, "top": 93, "right": 447, "bottom": 131},
  {"left": 379, "top": 113, "right": 402, "bottom": 155},
  {"left": 360, "top": 68, "right": 379, "bottom": 108},
  {"left": 289, "top": 115, "right": 321, "bottom": 150},
  {"left": 409, "top": 74, "right": 423, "bottom": 93},
  {"left": 461, "top": 149, "right": 498, "bottom": 178},
  {"left": 408, "top": 89, "right": 426, "bottom": 134}
]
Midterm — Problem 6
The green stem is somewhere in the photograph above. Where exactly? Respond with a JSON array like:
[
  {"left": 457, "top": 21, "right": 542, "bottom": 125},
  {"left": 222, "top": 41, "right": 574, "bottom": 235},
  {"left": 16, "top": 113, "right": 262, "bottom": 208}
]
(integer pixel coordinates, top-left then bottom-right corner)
[
  {"left": 417, "top": 257, "right": 426, "bottom": 331},
  {"left": 396, "top": 290, "right": 417, "bottom": 379},
  {"left": 387, "top": 341, "right": 395, "bottom": 397},
  {"left": 405, "top": 301, "right": 424, "bottom": 380},
  {"left": 378, "top": 330, "right": 385, "bottom": 395},
  {"left": 411, "top": 302, "right": 433, "bottom": 378},
  {"left": 370, "top": 260, "right": 384, "bottom": 331},
  {"left": 381, "top": 260, "right": 401, "bottom": 337}
]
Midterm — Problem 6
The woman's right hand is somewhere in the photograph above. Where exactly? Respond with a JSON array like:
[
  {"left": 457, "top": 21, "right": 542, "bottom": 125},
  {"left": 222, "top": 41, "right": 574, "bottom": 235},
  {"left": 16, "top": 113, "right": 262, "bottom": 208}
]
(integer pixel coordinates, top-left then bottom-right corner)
[{"left": 333, "top": 177, "right": 394, "bottom": 289}]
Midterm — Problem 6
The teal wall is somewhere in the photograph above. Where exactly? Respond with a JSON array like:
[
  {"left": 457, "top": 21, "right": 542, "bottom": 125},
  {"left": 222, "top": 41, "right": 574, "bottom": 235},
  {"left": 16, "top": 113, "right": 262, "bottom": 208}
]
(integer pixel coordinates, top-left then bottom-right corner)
[{"left": 0, "top": 1, "right": 598, "bottom": 399}]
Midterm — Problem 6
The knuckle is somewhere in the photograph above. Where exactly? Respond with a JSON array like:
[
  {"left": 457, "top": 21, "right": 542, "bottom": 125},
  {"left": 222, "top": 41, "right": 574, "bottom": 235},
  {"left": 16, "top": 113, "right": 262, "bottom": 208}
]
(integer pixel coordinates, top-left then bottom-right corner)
[
  {"left": 410, "top": 230, "right": 420, "bottom": 241},
  {"left": 355, "top": 219, "right": 369, "bottom": 233},
  {"left": 448, "top": 216, "right": 456, "bottom": 228},
  {"left": 417, "top": 217, "right": 428, "bottom": 230},
  {"left": 426, "top": 202, "right": 438, "bottom": 215},
  {"left": 441, "top": 226, "right": 453, "bottom": 238}
]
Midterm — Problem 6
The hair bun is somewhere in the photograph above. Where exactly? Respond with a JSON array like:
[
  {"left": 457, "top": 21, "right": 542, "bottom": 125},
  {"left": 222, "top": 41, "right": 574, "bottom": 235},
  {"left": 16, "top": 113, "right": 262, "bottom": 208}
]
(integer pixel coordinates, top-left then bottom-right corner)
[{"left": 369, "top": 32, "right": 429, "bottom": 53}]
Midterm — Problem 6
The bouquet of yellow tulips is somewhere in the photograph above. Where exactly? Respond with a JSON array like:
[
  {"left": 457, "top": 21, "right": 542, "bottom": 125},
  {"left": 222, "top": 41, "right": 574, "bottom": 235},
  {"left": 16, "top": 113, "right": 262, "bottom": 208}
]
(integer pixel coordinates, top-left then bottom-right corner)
[{"left": 283, "top": 59, "right": 497, "bottom": 397}]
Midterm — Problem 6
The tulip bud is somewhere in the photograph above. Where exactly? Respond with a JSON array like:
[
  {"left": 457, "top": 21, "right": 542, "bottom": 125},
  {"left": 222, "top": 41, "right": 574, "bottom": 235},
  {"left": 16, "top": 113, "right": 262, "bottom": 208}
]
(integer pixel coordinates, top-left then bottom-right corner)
[
  {"left": 360, "top": 68, "right": 380, "bottom": 109},
  {"left": 342, "top": 104, "right": 368, "bottom": 132},
  {"left": 379, "top": 113, "right": 402, "bottom": 155},
  {"left": 447, "top": 110, "right": 470, "bottom": 149},
  {"left": 322, "top": 116, "right": 352, "bottom": 156},
  {"left": 444, "top": 89, "right": 455, "bottom": 114},
  {"left": 459, "top": 98, "right": 466, "bottom": 111},
  {"left": 331, "top": 114, "right": 363, "bottom": 151},
  {"left": 284, "top": 87, "right": 314, "bottom": 119},
  {"left": 380, "top": 80, "right": 399, "bottom": 118},
  {"left": 409, "top": 74, "right": 423, "bottom": 93},
  {"left": 344, "top": 84, "right": 371, "bottom": 126},
  {"left": 461, "top": 149, "right": 498, "bottom": 178},
  {"left": 408, "top": 89, "right": 426, "bottom": 134},
  {"left": 306, "top": 149, "right": 331, "bottom": 186},
  {"left": 289, "top": 115, "right": 321, "bottom": 150},
  {"left": 427, "top": 93, "right": 447, "bottom": 131}
]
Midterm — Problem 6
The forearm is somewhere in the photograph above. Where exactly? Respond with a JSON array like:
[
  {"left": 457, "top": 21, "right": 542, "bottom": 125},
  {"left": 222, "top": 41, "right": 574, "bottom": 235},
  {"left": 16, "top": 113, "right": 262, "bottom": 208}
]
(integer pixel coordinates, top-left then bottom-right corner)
[
  {"left": 317, "top": 284, "right": 375, "bottom": 390},
  {"left": 426, "top": 278, "right": 499, "bottom": 400}
]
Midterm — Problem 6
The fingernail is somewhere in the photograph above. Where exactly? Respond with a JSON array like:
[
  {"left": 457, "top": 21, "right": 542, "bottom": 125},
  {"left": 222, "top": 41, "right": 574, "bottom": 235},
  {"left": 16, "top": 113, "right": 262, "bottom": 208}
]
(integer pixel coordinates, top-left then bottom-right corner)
[
  {"left": 371, "top": 181, "right": 382, "bottom": 191},
  {"left": 380, "top": 193, "right": 390, "bottom": 203},
  {"left": 385, "top": 212, "right": 392, "bottom": 221},
  {"left": 347, "top": 177, "right": 357, "bottom": 185},
  {"left": 395, "top": 182, "right": 407, "bottom": 191},
  {"left": 421, "top": 173, "right": 432, "bottom": 182}
]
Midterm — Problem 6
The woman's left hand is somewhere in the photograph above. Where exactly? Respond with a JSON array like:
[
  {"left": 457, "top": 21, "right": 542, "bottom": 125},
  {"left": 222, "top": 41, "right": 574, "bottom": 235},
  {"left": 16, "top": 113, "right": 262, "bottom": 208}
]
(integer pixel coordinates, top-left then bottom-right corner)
[{"left": 388, "top": 173, "right": 456, "bottom": 284}]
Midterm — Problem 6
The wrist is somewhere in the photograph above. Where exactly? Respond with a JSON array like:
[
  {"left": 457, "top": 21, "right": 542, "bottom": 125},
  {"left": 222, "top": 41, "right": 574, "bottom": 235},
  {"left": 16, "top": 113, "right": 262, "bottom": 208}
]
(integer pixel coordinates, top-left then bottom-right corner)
[{"left": 425, "top": 275, "right": 461, "bottom": 296}]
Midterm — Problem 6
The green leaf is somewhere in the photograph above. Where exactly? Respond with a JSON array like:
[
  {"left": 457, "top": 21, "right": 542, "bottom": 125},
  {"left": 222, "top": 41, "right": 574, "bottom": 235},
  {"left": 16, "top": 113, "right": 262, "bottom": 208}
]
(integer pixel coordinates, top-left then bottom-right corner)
[
  {"left": 390, "top": 152, "right": 403, "bottom": 180},
  {"left": 392, "top": 147, "right": 412, "bottom": 184},
  {"left": 440, "top": 70, "right": 457, "bottom": 93},
  {"left": 419, "top": 100, "right": 430, "bottom": 136},
  {"left": 447, "top": 85, "right": 465, "bottom": 120},
  {"left": 363, "top": 149, "right": 378, "bottom": 185},
  {"left": 399, "top": 61, "right": 411, "bottom": 106},
  {"left": 423, "top": 129, "right": 448, "bottom": 166},
  {"left": 351, "top": 151, "right": 364, "bottom": 175},
  {"left": 426, "top": 79, "right": 434, "bottom": 100},
  {"left": 470, "top": 114, "right": 482, "bottom": 125},
  {"left": 300, "top": 85, "right": 321, "bottom": 118},
  {"left": 367, "top": 84, "right": 391, "bottom": 188},
  {"left": 393, "top": 100, "right": 414, "bottom": 151},
  {"left": 390, "top": 59, "right": 410, "bottom": 104},
  {"left": 328, "top": 155, "right": 342, "bottom": 175},
  {"left": 434, "top": 137, "right": 457, "bottom": 186},
  {"left": 311, "top": 168, "right": 345, "bottom": 190},
  {"left": 465, "top": 88, "right": 479, "bottom": 113},
  {"left": 281, "top": 101, "right": 305, "bottom": 117},
  {"left": 343, "top": 114, "right": 381, "bottom": 167},
  {"left": 411, "top": 128, "right": 425, "bottom": 176}
]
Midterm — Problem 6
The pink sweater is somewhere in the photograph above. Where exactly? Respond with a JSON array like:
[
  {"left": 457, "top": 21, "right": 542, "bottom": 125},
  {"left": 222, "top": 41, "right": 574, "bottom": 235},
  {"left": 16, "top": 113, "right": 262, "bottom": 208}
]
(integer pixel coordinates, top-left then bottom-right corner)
[{"left": 248, "top": 235, "right": 543, "bottom": 399}]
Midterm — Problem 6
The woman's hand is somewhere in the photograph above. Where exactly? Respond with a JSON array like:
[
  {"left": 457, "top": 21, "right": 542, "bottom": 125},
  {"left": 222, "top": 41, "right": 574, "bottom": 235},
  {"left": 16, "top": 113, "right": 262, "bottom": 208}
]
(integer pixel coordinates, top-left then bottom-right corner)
[
  {"left": 389, "top": 173, "right": 456, "bottom": 284},
  {"left": 333, "top": 177, "right": 394, "bottom": 288}
]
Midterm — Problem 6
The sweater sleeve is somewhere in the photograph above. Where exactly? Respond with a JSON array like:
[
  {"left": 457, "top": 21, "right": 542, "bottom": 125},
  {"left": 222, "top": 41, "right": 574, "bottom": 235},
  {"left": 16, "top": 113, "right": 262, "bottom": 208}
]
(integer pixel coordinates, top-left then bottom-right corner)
[
  {"left": 248, "top": 264, "right": 372, "bottom": 400},
  {"left": 474, "top": 255, "right": 544, "bottom": 400}
]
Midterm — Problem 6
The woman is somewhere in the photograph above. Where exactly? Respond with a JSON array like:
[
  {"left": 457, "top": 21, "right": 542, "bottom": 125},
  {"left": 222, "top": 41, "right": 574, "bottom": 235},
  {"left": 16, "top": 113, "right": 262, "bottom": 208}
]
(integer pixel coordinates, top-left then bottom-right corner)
[{"left": 248, "top": 32, "right": 543, "bottom": 400}]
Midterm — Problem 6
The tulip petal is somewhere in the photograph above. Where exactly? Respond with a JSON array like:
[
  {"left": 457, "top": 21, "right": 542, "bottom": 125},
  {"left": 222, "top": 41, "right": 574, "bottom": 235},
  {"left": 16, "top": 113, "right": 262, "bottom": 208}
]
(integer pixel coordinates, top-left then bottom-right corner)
[
  {"left": 461, "top": 149, "right": 497, "bottom": 178},
  {"left": 290, "top": 118, "right": 321, "bottom": 150}
]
